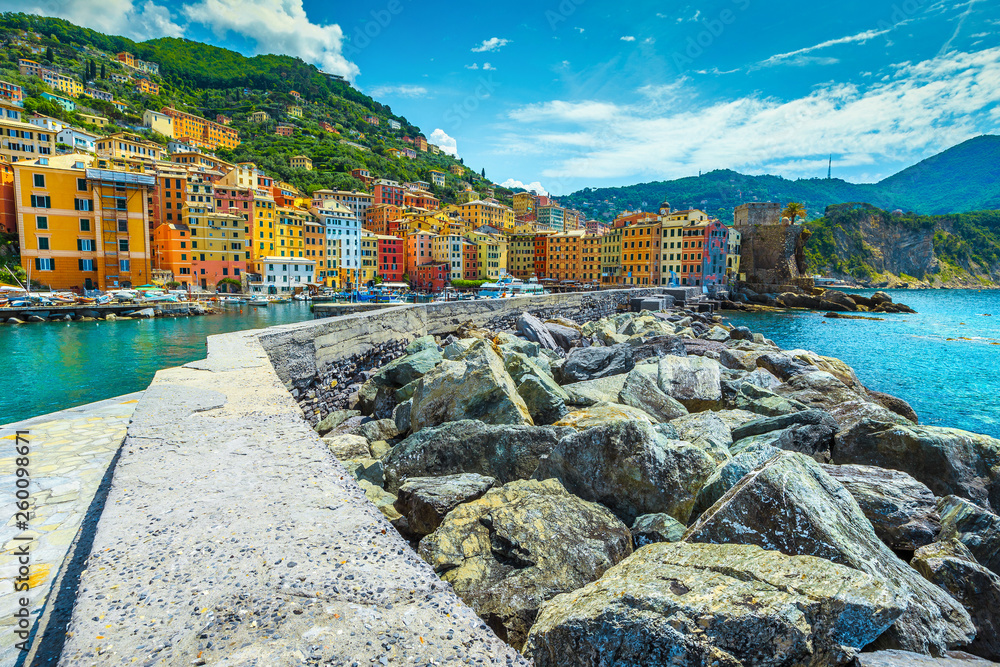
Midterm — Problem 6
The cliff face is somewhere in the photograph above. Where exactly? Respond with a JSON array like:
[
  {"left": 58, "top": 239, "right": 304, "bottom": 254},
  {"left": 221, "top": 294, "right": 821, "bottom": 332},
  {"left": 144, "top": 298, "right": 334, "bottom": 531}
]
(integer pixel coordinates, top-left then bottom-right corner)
[{"left": 804, "top": 203, "right": 998, "bottom": 288}]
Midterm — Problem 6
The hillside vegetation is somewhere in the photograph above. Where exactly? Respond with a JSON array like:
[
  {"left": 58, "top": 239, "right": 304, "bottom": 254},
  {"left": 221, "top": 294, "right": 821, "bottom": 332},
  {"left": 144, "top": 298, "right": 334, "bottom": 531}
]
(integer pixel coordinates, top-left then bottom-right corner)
[{"left": 0, "top": 12, "right": 501, "bottom": 203}]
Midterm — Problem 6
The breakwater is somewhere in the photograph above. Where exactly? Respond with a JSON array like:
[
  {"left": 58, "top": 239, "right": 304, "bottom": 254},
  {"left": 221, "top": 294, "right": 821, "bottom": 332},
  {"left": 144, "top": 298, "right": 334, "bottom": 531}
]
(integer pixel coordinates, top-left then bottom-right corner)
[{"left": 0, "top": 300, "right": 214, "bottom": 323}]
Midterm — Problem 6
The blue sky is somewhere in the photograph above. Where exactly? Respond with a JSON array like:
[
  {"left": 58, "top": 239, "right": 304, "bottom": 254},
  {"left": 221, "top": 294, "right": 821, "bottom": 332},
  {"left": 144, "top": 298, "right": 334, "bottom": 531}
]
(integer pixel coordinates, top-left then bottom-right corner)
[{"left": 11, "top": 0, "right": 1000, "bottom": 195}]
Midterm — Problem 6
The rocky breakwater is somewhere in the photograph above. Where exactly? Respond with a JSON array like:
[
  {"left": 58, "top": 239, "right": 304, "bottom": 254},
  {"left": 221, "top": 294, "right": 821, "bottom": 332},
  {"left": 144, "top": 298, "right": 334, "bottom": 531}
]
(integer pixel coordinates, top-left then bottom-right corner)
[
  {"left": 310, "top": 306, "right": 1000, "bottom": 665},
  {"left": 776, "top": 289, "right": 917, "bottom": 317}
]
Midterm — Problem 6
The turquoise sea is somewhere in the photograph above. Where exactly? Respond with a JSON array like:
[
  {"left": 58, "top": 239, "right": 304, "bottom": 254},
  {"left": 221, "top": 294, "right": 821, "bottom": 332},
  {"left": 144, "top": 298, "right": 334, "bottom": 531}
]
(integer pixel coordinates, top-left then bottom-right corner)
[
  {"left": 723, "top": 289, "right": 1000, "bottom": 438},
  {"left": 0, "top": 302, "right": 315, "bottom": 425},
  {"left": 1, "top": 291, "right": 998, "bottom": 437}
]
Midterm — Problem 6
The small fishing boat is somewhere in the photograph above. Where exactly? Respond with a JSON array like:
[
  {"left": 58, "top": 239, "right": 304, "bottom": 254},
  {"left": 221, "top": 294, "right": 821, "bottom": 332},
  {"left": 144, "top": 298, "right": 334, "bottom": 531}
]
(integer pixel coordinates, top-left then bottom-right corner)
[{"left": 248, "top": 297, "right": 269, "bottom": 306}]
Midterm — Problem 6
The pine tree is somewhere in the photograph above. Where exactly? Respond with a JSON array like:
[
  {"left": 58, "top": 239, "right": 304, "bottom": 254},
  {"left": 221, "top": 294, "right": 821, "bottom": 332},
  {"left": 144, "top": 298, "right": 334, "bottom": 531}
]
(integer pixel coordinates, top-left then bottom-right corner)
[
  {"left": 45, "top": 46, "right": 53, "bottom": 62},
  {"left": 100, "top": 63, "right": 106, "bottom": 79}
]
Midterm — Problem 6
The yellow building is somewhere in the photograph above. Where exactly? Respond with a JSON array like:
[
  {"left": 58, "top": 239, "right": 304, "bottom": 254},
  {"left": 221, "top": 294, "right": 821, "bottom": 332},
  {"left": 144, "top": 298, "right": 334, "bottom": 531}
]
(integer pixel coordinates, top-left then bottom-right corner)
[
  {"left": 95, "top": 133, "right": 163, "bottom": 162},
  {"left": 621, "top": 219, "right": 661, "bottom": 286},
  {"left": 448, "top": 199, "right": 515, "bottom": 232},
  {"left": 184, "top": 190, "right": 246, "bottom": 290},
  {"left": 40, "top": 69, "right": 83, "bottom": 98},
  {"left": 250, "top": 111, "right": 270, "bottom": 123},
  {"left": 546, "top": 230, "right": 586, "bottom": 281},
  {"left": 287, "top": 105, "right": 303, "bottom": 118},
  {"left": 160, "top": 107, "right": 240, "bottom": 150},
  {"left": 507, "top": 233, "right": 536, "bottom": 279},
  {"left": 660, "top": 209, "right": 709, "bottom": 280},
  {"left": 250, "top": 189, "right": 277, "bottom": 272},
  {"left": 359, "top": 232, "right": 379, "bottom": 285},
  {"left": 79, "top": 113, "right": 109, "bottom": 128},
  {"left": 290, "top": 155, "right": 312, "bottom": 171},
  {"left": 14, "top": 154, "right": 154, "bottom": 290},
  {"left": 580, "top": 233, "right": 602, "bottom": 283},
  {"left": 512, "top": 191, "right": 536, "bottom": 217},
  {"left": 276, "top": 206, "right": 308, "bottom": 258},
  {"left": 601, "top": 227, "right": 623, "bottom": 286},
  {"left": 468, "top": 231, "right": 508, "bottom": 280},
  {"left": 0, "top": 103, "right": 55, "bottom": 162}
]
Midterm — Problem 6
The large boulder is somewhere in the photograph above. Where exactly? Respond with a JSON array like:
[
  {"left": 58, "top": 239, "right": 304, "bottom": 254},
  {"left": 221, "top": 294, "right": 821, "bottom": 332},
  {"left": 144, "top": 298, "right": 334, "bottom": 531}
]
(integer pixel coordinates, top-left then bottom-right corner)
[
  {"left": 776, "top": 372, "right": 910, "bottom": 431},
  {"left": 409, "top": 340, "right": 533, "bottom": 431},
  {"left": 692, "top": 445, "right": 783, "bottom": 518},
  {"left": 523, "top": 542, "right": 904, "bottom": 667},
  {"left": 383, "top": 420, "right": 570, "bottom": 493},
  {"left": 730, "top": 408, "right": 839, "bottom": 462},
  {"left": 516, "top": 375, "right": 570, "bottom": 425},
  {"left": 517, "top": 312, "right": 558, "bottom": 351},
  {"left": 393, "top": 473, "right": 495, "bottom": 536},
  {"left": 323, "top": 433, "right": 371, "bottom": 460},
  {"left": 867, "top": 388, "right": 920, "bottom": 423},
  {"left": 855, "top": 651, "right": 997, "bottom": 666},
  {"left": 382, "top": 346, "right": 442, "bottom": 386},
  {"left": 913, "top": 539, "right": 1000, "bottom": 661},
  {"left": 777, "top": 292, "right": 823, "bottom": 309},
  {"left": 820, "top": 289, "right": 859, "bottom": 312},
  {"left": 555, "top": 344, "right": 634, "bottom": 384},
  {"left": 417, "top": 479, "right": 632, "bottom": 650},
  {"left": 657, "top": 355, "right": 723, "bottom": 412},
  {"left": 544, "top": 322, "right": 582, "bottom": 351},
  {"left": 834, "top": 421, "right": 1000, "bottom": 513},
  {"left": 669, "top": 412, "right": 732, "bottom": 464},
  {"left": 628, "top": 334, "right": 687, "bottom": 361},
  {"left": 561, "top": 374, "right": 630, "bottom": 406},
  {"left": 551, "top": 402, "right": 659, "bottom": 430},
  {"left": 822, "top": 464, "right": 940, "bottom": 551},
  {"left": 724, "top": 379, "right": 809, "bottom": 417},
  {"left": 617, "top": 369, "right": 688, "bottom": 422},
  {"left": 937, "top": 495, "right": 1000, "bottom": 577},
  {"left": 532, "top": 420, "right": 716, "bottom": 524},
  {"left": 315, "top": 409, "right": 361, "bottom": 436},
  {"left": 685, "top": 452, "right": 976, "bottom": 655}
]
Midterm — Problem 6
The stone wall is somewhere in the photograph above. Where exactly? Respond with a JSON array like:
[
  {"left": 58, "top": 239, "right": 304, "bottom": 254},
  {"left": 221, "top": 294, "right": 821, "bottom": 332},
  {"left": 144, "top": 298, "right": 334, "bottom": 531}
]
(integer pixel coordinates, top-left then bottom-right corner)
[{"left": 260, "top": 288, "right": 661, "bottom": 425}]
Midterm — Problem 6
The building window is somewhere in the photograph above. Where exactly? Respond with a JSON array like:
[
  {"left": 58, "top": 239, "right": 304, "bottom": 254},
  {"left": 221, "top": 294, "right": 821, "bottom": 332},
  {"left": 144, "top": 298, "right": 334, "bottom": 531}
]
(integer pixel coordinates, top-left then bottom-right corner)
[
  {"left": 79, "top": 258, "right": 95, "bottom": 271},
  {"left": 78, "top": 239, "right": 94, "bottom": 251},
  {"left": 77, "top": 178, "right": 87, "bottom": 191},
  {"left": 120, "top": 259, "right": 131, "bottom": 272},
  {"left": 30, "top": 195, "right": 51, "bottom": 208},
  {"left": 38, "top": 237, "right": 49, "bottom": 250},
  {"left": 118, "top": 220, "right": 128, "bottom": 232},
  {"left": 36, "top": 257, "right": 54, "bottom": 271},
  {"left": 74, "top": 198, "right": 92, "bottom": 211},
  {"left": 119, "top": 239, "right": 129, "bottom": 252},
  {"left": 33, "top": 173, "right": 45, "bottom": 187}
]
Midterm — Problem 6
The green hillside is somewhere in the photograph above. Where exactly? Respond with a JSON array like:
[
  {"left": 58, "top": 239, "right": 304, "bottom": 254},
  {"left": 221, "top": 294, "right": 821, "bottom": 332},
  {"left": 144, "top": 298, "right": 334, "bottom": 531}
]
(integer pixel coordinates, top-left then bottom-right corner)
[
  {"left": 0, "top": 12, "right": 495, "bottom": 202},
  {"left": 562, "top": 137, "right": 1000, "bottom": 222}
]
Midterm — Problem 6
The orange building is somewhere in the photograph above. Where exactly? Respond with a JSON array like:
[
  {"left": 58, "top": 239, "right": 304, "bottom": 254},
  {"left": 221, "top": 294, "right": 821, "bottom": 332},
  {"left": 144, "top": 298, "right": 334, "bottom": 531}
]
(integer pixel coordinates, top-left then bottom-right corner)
[
  {"left": 580, "top": 233, "right": 602, "bottom": 283},
  {"left": 0, "top": 157, "right": 15, "bottom": 234},
  {"left": 153, "top": 222, "right": 193, "bottom": 286},
  {"left": 545, "top": 230, "right": 585, "bottom": 281},
  {"left": 621, "top": 219, "right": 661, "bottom": 286},
  {"left": 680, "top": 221, "right": 709, "bottom": 286},
  {"left": 304, "top": 214, "right": 325, "bottom": 269},
  {"left": 403, "top": 190, "right": 440, "bottom": 210},
  {"left": 405, "top": 231, "right": 435, "bottom": 275},
  {"left": 364, "top": 203, "right": 402, "bottom": 236}
]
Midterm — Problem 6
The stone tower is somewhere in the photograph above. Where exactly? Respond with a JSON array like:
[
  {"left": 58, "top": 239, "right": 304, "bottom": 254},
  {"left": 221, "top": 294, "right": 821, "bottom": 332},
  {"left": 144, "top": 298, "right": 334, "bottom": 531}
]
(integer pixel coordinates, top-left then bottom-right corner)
[{"left": 733, "top": 203, "right": 809, "bottom": 289}]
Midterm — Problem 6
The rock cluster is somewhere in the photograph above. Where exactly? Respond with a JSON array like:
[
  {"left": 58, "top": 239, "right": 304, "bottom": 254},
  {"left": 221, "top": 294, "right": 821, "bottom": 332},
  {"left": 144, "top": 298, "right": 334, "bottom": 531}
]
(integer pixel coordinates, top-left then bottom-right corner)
[{"left": 312, "top": 306, "right": 1000, "bottom": 665}]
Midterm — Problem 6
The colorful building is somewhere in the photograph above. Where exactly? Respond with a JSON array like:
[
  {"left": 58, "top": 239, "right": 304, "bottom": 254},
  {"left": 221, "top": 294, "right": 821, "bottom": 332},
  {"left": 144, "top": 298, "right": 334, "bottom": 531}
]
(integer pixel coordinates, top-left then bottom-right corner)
[
  {"left": 310, "top": 200, "right": 360, "bottom": 288},
  {"left": 727, "top": 228, "right": 742, "bottom": 278},
  {"left": 580, "top": 233, "right": 602, "bottom": 283},
  {"left": 364, "top": 203, "right": 402, "bottom": 236},
  {"left": 545, "top": 230, "right": 585, "bottom": 282},
  {"left": 508, "top": 233, "right": 537, "bottom": 279},
  {"left": 0, "top": 104, "right": 55, "bottom": 163},
  {"left": 429, "top": 170, "right": 446, "bottom": 187},
  {"left": 468, "top": 231, "right": 508, "bottom": 280},
  {"left": 276, "top": 206, "right": 308, "bottom": 258},
  {"left": 287, "top": 105, "right": 303, "bottom": 118},
  {"left": 600, "top": 227, "right": 623, "bottom": 286},
  {"left": 462, "top": 241, "right": 480, "bottom": 281},
  {"left": 95, "top": 133, "right": 163, "bottom": 162},
  {"left": 275, "top": 125, "right": 294, "bottom": 137},
  {"left": 432, "top": 234, "right": 465, "bottom": 281},
  {"left": 376, "top": 234, "right": 404, "bottom": 282},
  {"left": 414, "top": 136, "right": 428, "bottom": 152},
  {"left": 290, "top": 155, "right": 312, "bottom": 170},
  {"left": 253, "top": 257, "right": 316, "bottom": 294},
  {"left": 250, "top": 111, "right": 270, "bottom": 123},
  {"left": 0, "top": 157, "right": 16, "bottom": 234},
  {"left": 14, "top": 154, "right": 154, "bottom": 290},
  {"left": 373, "top": 179, "right": 404, "bottom": 207},
  {"left": 405, "top": 231, "right": 436, "bottom": 275},
  {"left": 701, "top": 220, "right": 729, "bottom": 288},
  {"left": 621, "top": 219, "right": 660, "bottom": 286},
  {"left": 450, "top": 200, "right": 515, "bottom": 232},
  {"left": 311, "top": 189, "right": 372, "bottom": 223},
  {"left": 0, "top": 80, "right": 23, "bottom": 105},
  {"left": 512, "top": 192, "right": 536, "bottom": 217},
  {"left": 412, "top": 262, "right": 449, "bottom": 291}
]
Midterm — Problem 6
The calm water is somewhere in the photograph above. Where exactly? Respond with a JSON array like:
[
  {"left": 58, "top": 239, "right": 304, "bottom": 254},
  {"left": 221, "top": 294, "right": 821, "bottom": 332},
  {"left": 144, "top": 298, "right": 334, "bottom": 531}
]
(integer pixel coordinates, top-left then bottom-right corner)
[
  {"left": 723, "top": 289, "right": 1000, "bottom": 438},
  {"left": 0, "top": 302, "right": 315, "bottom": 424}
]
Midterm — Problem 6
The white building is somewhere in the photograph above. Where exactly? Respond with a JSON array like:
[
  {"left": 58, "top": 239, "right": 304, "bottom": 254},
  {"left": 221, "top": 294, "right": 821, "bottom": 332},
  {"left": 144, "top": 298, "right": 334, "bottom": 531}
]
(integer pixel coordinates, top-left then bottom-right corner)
[
  {"left": 256, "top": 257, "right": 316, "bottom": 293},
  {"left": 56, "top": 127, "right": 100, "bottom": 153},
  {"left": 388, "top": 119, "right": 401, "bottom": 130},
  {"left": 310, "top": 200, "right": 362, "bottom": 288},
  {"left": 28, "top": 114, "right": 68, "bottom": 133},
  {"left": 311, "top": 189, "right": 373, "bottom": 223},
  {"left": 432, "top": 234, "right": 465, "bottom": 281}
]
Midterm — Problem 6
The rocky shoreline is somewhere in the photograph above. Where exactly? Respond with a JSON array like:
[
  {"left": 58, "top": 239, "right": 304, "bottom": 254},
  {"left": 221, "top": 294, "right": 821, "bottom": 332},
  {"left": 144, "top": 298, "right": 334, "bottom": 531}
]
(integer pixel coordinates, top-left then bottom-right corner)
[{"left": 312, "top": 303, "right": 1000, "bottom": 666}]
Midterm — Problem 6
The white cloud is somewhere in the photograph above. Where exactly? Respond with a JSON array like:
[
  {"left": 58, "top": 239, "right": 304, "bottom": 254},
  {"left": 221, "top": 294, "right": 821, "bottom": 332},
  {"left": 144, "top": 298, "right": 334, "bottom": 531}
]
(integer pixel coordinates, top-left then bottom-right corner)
[
  {"left": 181, "top": 0, "right": 359, "bottom": 80},
  {"left": 429, "top": 129, "right": 459, "bottom": 157},
  {"left": 502, "top": 48, "right": 1000, "bottom": 182},
  {"left": 482, "top": 62, "right": 497, "bottom": 71},
  {"left": 620, "top": 35, "right": 636, "bottom": 42},
  {"left": 756, "top": 28, "right": 890, "bottom": 68},
  {"left": 368, "top": 84, "right": 427, "bottom": 98},
  {"left": 575, "top": 27, "right": 585, "bottom": 33},
  {"left": 465, "top": 63, "right": 480, "bottom": 70},
  {"left": 500, "top": 179, "right": 549, "bottom": 196},
  {"left": 18, "top": 0, "right": 184, "bottom": 40},
  {"left": 643, "top": 37, "right": 656, "bottom": 45},
  {"left": 471, "top": 37, "right": 510, "bottom": 52}
]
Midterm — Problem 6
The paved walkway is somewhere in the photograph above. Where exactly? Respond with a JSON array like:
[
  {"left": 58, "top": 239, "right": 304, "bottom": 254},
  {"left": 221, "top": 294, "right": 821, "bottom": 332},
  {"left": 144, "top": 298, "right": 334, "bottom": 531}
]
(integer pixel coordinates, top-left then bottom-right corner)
[{"left": 0, "top": 394, "right": 141, "bottom": 667}]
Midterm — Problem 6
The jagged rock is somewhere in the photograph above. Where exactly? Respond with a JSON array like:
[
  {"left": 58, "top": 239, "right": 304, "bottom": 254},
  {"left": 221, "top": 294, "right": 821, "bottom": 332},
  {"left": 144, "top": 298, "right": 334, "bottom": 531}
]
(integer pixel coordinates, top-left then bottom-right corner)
[
  {"left": 627, "top": 334, "right": 687, "bottom": 361},
  {"left": 382, "top": 347, "right": 442, "bottom": 387},
  {"left": 630, "top": 513, "right": 685, "bottom": 546},
  {"left": 442, "top": 338, "right": 474, "bottom": 360},
  {"left": 533, "top": 420, "right": 716, "bottom": 524},
  {"left": 821, "top": 289, "right": 859, "bottom": 312},
  {"left": 692, "top": 444, "right": 783, "bottom": 518},
  {"left": 393, "top": 473, "right": 495, "bottom": 536},
  {"left": 405, "top": 335, "right": 438, "bottom": 354},
  {"left": 822, "top": 464, "right": 940, "bottom": 551},
  {"left": 617, "top": 368, "right": 688, "bottom": 422},
  {"left": 855, "top": 650, "right": 997, "bottom": 666},
  {"left": 868, "top": 388, "right": 920, "bottom": 424},
  {"left": 517, "top": 375, "right": 570, "bottom": 426},
  {"left": 369, "top": 440, "right": 391, "bottom": 459},
  {"left": 729, "top": 325, "right": 753, "bottom": 341},
  {"left": 383, "top": 420, "right": 569, "bottom": 493},
  {"left": 778, "top": 292, "right": 823, "bottom": 309},
  {"left": 913, "top": 539, "right": 1000, "bottom": 661},
  {"left": 834, "top": 421, "right": 1000, "bottom": 513},
  {"left": 725, "top": 381, "right": 809, "bottom": 417},
  {"left": 315, "top": 409, "right": 362, "bottom": 436},
  {"left": 682, "top": 339, "right": 728, "bottom": 358},
  {"left": 719, "top": 346, "right": 769, "bottom": 371},
  {"left": 552, "top": 402, "right": 659, "bottom": 430},
  {"left": 872, "top": 291, "right": 893, "bottom": 305},
  {"left": 657, "top": 355, "right": 723, "bottom": 412},
  {"left": 341, "top": 457, "right": 384, "bottom": 487},
  {"left": 523, "top": 542, "right": 904, "bottom": 667},
  {"left": 712, "top": 409, "right": 762, "bottom": 430},
  {"left": 392, "top": 399, "right": 411, "bottom": 436},
  {"left": 545, "top": 322, "right": 581, "bottom": 351},
  {"left": 555, "top": 344, "right": 634, "bottom": 384},
  {"left": 409, "top": 340, "right": 532, "bottom": 432},
  {"left": 418, "top": 479, "right": 632, "bottom": 650},
  {"left": 504, "top": 352, "right": 564, "bottom": 393},
  {"left": 756, "top": 352, "right": 820, "bottom": 381},
  {"left": 704, "top": 325, "right": 730, "bottom": 342},
  {"left": 323, "top": 434, "right": 370, "bottom": 460},
  {"left": 669, "top": 412, "right": 732, "bottom": 464},
  {"left": 561, "top": 374, "right": 630, "bottom": 406},
  {"left": 786, "top": 350, "right": 867, "bottom": 394},
  {"left": 499, "top": 338, "right": 541, "bottom": 360},
  {"left": 729, "top": 408, "right": 839, "bottom": 462},
  {"left": 775, "top": 371, "right": 909, "bottom": 431},
  {"left": 517, "top": 312, "right": 559, "bottom": 351},
  {"left": 938, "top": 495, "right": 1000, "bottom": 576},
  {"left": 322, "top": 415, "right": 368, "bottom": 438},
  {"left": 685, "top": 451, "right": 975, "bottom": 655}
]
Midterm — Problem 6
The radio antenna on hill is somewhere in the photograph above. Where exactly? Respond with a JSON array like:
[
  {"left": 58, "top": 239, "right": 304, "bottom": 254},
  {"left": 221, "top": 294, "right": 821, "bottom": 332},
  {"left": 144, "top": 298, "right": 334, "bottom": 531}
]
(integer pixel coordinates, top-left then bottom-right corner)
[{"left": 828, "top": 155, "right": 832, "bottom": 180}]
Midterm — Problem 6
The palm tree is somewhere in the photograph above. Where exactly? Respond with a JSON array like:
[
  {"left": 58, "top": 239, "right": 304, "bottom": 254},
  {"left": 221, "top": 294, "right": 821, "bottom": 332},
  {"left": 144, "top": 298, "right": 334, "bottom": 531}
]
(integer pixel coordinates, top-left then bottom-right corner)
[{"left": 783, "top": 202, "right": 807, "bottom": 223}]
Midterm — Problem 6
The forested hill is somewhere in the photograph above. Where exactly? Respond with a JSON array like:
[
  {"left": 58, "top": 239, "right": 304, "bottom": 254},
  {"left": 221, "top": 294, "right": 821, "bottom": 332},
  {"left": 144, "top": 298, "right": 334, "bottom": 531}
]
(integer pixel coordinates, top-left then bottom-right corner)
[
  {"left": 0, "top": 13, "right": 497, "bottom": 200},
  {"left": 562, "top": 136, "right": 1000, "bottom": 222}
]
